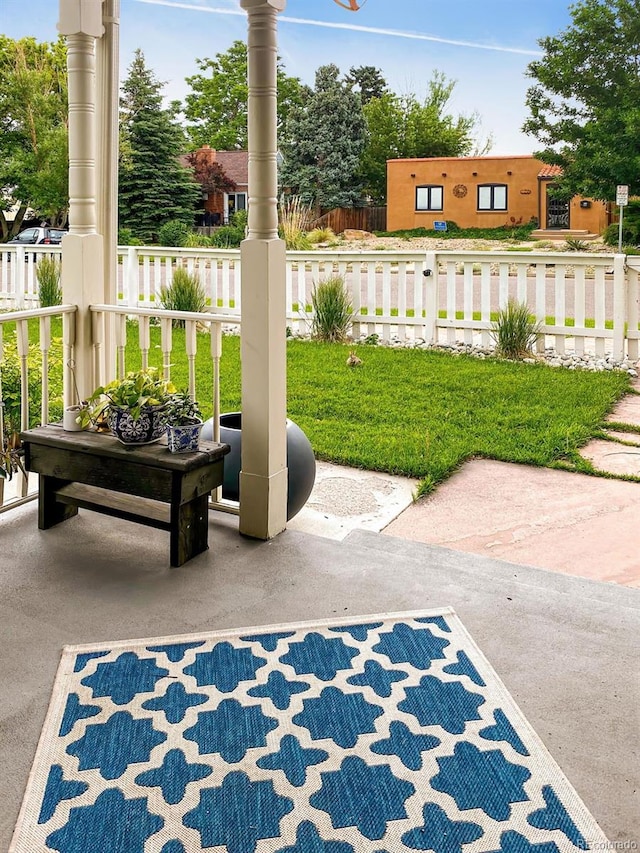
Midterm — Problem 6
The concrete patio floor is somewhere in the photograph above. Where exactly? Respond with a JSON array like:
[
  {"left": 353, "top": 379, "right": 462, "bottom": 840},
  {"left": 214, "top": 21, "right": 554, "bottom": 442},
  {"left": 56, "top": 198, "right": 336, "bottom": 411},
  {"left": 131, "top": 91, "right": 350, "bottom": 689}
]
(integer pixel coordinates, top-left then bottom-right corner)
[{"left": 1, "top": 498, "right": 639, "bottom": 847}]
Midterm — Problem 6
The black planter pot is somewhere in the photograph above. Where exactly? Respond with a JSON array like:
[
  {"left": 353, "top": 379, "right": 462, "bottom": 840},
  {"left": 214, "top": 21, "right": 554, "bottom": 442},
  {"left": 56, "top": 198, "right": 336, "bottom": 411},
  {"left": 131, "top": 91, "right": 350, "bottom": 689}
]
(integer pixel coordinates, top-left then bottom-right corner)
[{"left": 202, "top": 413, "right": 316, "bottom": 520}]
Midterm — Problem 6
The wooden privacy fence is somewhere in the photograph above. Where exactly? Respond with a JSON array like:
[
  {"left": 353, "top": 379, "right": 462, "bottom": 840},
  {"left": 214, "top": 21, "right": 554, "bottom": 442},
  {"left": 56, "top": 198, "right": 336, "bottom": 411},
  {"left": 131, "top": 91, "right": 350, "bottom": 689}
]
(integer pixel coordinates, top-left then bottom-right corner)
[{"left": 312, "top": 206, "right": 386, "bottom": 234}]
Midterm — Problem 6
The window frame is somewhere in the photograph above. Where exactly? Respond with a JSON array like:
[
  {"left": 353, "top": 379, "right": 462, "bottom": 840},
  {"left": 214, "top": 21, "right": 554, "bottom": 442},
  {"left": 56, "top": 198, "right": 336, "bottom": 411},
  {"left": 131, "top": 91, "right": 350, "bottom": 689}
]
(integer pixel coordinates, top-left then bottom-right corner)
[
  {"left": 477, "top": 183, "right": 508, "bottom": 211},
  {"left": 415, "top": 184, "right": 444, "bottom": 212}
]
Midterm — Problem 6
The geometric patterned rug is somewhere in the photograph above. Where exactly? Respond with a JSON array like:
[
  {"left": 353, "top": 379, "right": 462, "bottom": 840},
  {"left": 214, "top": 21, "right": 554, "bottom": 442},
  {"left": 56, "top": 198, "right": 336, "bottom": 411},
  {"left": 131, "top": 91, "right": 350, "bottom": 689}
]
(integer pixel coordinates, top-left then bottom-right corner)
[{"left": 10, "top": 608, "right": 608, "bottom": 852}]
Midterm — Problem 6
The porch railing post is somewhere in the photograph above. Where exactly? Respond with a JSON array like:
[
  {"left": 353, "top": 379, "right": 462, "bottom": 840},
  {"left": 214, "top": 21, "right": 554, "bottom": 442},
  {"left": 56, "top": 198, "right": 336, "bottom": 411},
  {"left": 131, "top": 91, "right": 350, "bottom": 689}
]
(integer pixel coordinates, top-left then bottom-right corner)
[
  {"left": 424, "top": 251, "right": 438, "bottom": 344},
  {"left": 612, "top": 253, "right": 627, "bottom": 362}
]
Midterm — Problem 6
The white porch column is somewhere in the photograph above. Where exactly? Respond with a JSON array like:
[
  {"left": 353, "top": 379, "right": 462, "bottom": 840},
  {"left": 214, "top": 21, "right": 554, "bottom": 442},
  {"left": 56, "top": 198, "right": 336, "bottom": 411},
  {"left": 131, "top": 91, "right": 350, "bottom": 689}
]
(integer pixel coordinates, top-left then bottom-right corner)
[
  {"left": 239, "top": 0, "right": 288, "bottom": 539},
  {"left": 58, "top": 0, "right": 104, "bottom": 401},
  {"left": 95, "top": 0, "right": 120, "bottom": 384}
]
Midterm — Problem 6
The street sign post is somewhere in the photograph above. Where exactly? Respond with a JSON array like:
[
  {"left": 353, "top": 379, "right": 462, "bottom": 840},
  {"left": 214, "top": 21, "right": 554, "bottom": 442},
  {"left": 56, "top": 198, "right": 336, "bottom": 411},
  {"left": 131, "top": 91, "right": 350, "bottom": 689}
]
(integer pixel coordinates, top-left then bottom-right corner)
[{"left": 617, "top": 185, "right": 629, "bottom": 253}]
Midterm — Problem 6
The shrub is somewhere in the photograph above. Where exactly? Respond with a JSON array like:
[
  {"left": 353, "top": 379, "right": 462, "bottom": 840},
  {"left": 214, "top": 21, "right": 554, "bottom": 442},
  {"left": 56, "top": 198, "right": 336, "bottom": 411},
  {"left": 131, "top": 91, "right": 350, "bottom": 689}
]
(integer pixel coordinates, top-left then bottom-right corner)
[
  {"left": 564, "top": 238, "right": 589, "bottom": 251},
  {"left": 0, "top": 335, "right": 64, "bottom": 439},
  {"left": 211, "top": 224, "right": 243, "bottom": 248},
  {"left": 231, "top": 208, "right": 248, "bottom": 232},
  {"left": 117, "top": 227, "right": 142, "bottom": 246},
  {"left": 491, "top": 299, "right": 541, "bottom": 359},
  {"left": 157, "top": 219, "right": 191, "bottom": 247},
  {"left": 159, "top": 267, "right": 206, "bottom": 326},
  {"left": 185, "top": 232, "right": 212, "bottom": 248},
  {"left": 310, "top": 275, "right": 353, "bottom": 342},
  {"left": 36, "top": 256, "right": 62, "bottom": 307},
  {"left": 307, "top": 227, "right": 336, "bottom": 244}
]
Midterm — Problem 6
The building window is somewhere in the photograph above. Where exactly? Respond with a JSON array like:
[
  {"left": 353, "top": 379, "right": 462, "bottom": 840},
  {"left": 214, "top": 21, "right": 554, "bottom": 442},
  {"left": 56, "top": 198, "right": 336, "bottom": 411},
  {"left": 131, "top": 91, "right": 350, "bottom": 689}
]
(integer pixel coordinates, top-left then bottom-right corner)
[
  {"left": 226, "top": 192, "right": 247, "bottom": 222},
  {"left": 477, "top": 184, "right": 507, "bottom": 211},
  {"left": 416, "top": 185, "right": 443, "bottom": 211}
]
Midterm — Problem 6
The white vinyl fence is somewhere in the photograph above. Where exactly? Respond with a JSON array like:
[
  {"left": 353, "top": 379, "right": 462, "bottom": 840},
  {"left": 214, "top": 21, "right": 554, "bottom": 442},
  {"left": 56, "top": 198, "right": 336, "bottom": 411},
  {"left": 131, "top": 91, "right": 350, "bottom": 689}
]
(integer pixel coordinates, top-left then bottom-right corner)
[{"left": 2, "top": 244, "right": 640, "bottom": 359}]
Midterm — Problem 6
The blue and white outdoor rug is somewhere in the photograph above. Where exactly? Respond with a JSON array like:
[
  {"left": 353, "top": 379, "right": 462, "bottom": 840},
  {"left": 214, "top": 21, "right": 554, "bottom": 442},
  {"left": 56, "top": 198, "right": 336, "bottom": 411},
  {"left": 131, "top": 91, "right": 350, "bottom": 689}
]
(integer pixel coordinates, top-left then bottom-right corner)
[{"left": 11, "top": 608, "right": 608, "bottom": 852}]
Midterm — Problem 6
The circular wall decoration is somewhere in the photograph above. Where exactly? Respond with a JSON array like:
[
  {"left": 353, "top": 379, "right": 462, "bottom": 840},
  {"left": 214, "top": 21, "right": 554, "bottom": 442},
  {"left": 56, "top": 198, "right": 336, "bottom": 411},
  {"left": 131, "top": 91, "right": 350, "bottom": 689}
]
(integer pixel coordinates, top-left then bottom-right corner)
[{"left": 453, "top": 184, "right": 468, "bottom": 198}]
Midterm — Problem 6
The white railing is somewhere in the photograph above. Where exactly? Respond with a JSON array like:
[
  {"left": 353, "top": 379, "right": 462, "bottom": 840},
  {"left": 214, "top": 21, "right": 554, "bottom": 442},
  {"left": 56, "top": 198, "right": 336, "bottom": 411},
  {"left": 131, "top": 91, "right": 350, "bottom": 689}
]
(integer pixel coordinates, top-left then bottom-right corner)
[
  {"left": 90, "top": 304, "right": 239, "bottom": 513},
  {"left": 0, "top": 245, "right": 64, "bottom": 307},
  {"left": 0, "top": 304, "right": 77, "bottom": 512},
  {"left": 1, "top": 244, "right": 639, "bottom": 359},
  {"left": 427, "top": 250, "right": 627, "bottom": 359}
]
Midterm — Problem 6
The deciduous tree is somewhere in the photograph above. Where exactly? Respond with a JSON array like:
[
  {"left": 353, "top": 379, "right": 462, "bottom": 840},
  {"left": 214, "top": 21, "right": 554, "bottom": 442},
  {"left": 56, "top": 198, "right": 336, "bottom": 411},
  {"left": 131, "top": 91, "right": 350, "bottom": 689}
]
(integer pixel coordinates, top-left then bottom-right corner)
[
  {"left": 0, "top": 36, "right": 68, "bottom": 239},
  {"left": 523, "top": 0, "right": 640, "bottom": 199},
  {"left": 361, "top": 73, "right": 479, "bottom": 204},
  {"left": 184, "top": 40, "right": 307, "bottom": 150}
]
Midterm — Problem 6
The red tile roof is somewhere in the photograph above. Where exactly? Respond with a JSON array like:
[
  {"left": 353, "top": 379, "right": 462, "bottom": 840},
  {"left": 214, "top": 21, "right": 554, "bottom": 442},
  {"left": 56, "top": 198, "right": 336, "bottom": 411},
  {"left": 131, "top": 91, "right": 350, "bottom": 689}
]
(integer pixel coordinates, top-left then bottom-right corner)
[{"left": 538, "top": 164, "right": 564, "bottom": 178}]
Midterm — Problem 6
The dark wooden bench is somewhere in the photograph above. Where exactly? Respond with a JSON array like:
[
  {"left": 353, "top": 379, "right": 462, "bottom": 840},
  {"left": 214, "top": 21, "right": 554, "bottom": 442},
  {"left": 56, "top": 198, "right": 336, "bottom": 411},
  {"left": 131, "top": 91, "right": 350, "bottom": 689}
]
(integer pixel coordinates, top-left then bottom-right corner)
[{"left": 20, "top": 426, "right": 230, "bottom": 567}]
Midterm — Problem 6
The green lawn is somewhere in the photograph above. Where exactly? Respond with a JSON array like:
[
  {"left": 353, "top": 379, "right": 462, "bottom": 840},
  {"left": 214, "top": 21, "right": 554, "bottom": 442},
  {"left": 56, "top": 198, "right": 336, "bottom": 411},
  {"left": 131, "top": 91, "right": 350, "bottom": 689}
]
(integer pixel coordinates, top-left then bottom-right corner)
[
  {"left": 130, "top": 324, "right": 631, "bottom": 496},
  {"left": 8, "top": 318, "right": 631, "bottom": 495}
]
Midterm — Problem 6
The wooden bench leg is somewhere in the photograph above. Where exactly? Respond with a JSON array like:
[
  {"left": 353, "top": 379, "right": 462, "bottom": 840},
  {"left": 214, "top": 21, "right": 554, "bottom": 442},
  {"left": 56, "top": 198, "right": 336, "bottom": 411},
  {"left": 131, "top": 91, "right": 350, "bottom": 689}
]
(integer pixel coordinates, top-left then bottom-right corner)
[
  {"left": 170, "top": 494, "right": 209, "bottom": 567},
  {"left": 39, "top": 475, "right": 78, "bottom": 530}
]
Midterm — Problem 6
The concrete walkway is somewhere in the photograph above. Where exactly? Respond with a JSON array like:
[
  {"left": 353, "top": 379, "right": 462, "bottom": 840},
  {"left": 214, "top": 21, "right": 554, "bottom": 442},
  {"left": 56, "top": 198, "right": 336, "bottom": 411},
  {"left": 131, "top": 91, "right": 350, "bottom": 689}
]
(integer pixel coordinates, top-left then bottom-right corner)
[{"left": 294, "top": 385, "right": 640, "bottom": 587}]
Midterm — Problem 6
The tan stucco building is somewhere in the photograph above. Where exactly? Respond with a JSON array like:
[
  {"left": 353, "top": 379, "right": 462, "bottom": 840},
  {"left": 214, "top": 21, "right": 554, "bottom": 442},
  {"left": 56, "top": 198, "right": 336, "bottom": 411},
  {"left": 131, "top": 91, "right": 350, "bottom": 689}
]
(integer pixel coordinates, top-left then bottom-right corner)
[{"left": 387, "top": 155, "right": 610, "bottom": 236}]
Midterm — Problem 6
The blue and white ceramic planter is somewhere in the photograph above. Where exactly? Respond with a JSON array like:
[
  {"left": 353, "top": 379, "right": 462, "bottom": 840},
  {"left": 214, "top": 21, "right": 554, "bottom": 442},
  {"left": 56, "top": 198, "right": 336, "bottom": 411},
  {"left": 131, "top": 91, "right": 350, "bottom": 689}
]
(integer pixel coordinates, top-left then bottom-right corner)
[
  {"left": 107, "top": 404, "right": 170, "bottom": 445},
  {"left": 166, "top": 419, "right": 204, "bottom": 453}
]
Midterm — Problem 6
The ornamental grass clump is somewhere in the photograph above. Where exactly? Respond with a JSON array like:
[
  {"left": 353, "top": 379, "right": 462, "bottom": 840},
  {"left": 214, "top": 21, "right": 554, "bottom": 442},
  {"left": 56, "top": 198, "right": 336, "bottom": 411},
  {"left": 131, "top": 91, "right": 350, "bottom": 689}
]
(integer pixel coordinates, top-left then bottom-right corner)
[
  {"left": 491, "top": 299, "right": 541, "bottom": 360},
  {"left": 310, "top": 275, "right": 353, "bottom": 343},
  {"left": 160, "top": 267, "right": 206, "bottom": 326},
  {"left": 36, "top": 256, "right": 62, "bottom": 307},
  {"left": 279, "top": 195, "right": 313, "bottom": 250}
]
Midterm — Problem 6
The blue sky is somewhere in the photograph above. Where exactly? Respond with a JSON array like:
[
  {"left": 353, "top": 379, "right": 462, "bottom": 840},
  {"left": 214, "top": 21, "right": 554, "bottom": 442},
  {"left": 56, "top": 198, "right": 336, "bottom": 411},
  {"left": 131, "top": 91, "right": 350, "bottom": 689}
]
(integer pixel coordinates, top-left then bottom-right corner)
[{"left": 1, "top": 0, "right": 573, "bottom": 154}]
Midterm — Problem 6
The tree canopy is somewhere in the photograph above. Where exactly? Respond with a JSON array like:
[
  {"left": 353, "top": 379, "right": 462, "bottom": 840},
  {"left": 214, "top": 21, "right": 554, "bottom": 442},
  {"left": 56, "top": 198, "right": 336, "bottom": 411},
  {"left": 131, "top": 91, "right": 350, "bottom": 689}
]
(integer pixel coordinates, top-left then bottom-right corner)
[
  {"left": 184, "top": 40, "right": 307, "bottom": 150},
  {"left": 523, "top": 0, "right": 640, "bottom": 199},
  {"left": 361, "top": 73, "right": 479, "bottom": 204},
  {"left": 0, "top": 36, "right": 68, "bottom": 239},
  {"left": 279, "top": 64, "right": 367, "bottom": 211},
  {"left": 345, "top": 65, "right": 389, "bottom": 105},
  {"left": 119, "top": 50, "right": 200, "bottom": 243}
]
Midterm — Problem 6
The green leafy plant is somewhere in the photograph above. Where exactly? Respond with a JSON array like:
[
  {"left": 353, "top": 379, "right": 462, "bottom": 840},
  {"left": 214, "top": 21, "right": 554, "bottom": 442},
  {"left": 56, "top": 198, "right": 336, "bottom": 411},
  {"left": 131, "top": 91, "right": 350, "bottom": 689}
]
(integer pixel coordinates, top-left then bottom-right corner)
[
  {"left": 86, "top": 367, "right": 176, "bottom": 423},
  {"left": 565, "top": 238, "right": 589, "bottom": 251},
  {"left": 117, "top": 227, "right": 142, "bottom": 246},
  {"left": 166, "top": 390, "right": 202, "bottom": 425},
  {"left": 310, "top": 275, "right": 353, "bottom": 343},
  {"left": 0, "top": 334, "right": 64, "bottom": 478},
  {"left": 185, "top": 232, "right": 212, "bottom": 248},
  {"left": 491, "top": 299, "right": 541, "bottom": 359},
  {"left": 36, "top": 256, "right": 62, "bottom": 307},
  {"left": 157, "top": 219, "right": 191, "bottom": 247},
  {"left": 160, "top": 268, "right": 207, "bottom": 325}
]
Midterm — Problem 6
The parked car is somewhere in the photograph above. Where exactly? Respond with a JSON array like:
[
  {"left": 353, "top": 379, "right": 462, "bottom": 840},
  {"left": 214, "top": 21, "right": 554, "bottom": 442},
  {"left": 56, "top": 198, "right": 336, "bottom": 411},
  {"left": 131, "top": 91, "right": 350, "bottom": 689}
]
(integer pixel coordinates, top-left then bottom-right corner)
[{"left": 6, "top": 226, "right": 67, "bottom": 245}]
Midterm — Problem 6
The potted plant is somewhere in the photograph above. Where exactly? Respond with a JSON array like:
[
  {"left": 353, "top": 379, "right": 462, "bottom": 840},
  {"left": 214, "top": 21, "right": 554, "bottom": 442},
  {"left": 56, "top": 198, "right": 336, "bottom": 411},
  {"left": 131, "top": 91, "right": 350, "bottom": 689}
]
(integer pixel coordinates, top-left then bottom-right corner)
[
  {"left": 85, "top": 368, "right": 176, "bottom": 444},
  {"left": 165, "top": 391, "right": 204, "bottom": 453},
  {"left": 63, "top": 359, "right": 91, "bottom": 431}
]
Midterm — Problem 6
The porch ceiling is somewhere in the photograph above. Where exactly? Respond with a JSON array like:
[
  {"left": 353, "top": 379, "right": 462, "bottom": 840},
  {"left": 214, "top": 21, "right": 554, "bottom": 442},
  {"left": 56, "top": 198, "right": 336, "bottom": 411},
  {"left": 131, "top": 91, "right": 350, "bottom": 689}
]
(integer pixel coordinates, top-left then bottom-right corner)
[{"left": 1, "top": 502, "right": 638, "bottom": 845}]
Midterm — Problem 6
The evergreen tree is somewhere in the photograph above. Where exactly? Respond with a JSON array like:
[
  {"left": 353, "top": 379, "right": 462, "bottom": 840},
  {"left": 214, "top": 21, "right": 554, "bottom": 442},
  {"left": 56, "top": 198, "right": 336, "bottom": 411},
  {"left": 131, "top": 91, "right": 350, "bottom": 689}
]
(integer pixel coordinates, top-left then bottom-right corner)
[
  {"left": 345, "top": 65, "right": 389, "bottom": 105},
  {"left": 280, "top": 64, "right": 366, "bottom": 211},
  {"left": 119, "top": 50, "right": 199, "bottom": 243}
]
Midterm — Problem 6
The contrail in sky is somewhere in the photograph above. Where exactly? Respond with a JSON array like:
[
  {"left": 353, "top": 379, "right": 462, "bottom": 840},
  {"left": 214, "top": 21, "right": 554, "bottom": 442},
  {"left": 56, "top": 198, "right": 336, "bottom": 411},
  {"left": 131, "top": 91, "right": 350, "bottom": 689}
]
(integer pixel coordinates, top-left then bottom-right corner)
[{"left": 134, "top": 0, "right": 543, "bottom": 56}]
